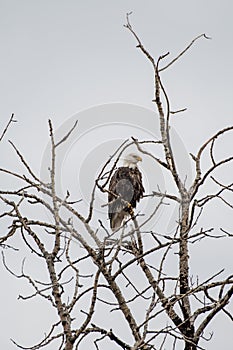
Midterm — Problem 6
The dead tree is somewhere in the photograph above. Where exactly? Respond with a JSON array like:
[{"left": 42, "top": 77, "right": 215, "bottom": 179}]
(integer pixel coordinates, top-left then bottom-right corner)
[{"left": 0, "top": 15, "right": 233, "bottom": 350}]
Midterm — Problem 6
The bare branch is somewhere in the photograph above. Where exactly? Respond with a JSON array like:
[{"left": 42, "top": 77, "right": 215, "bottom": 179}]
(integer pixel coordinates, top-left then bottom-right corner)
[
  {"left": 55, "top": 120, "right": 78, "bottom": 148},
  {"left": 0, "top": 113, "right": 17, "bottom": 142},
  {"left": 159, "top": 33, "right": 211, "bottom": 72},
  {"left": 194, "top": 286, "right": 233, "bottom": 342}
]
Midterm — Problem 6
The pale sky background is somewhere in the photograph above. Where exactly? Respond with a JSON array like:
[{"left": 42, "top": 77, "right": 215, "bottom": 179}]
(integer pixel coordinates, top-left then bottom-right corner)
[{"left": 0, "top": 1, "right": 233, "bottom": 349}]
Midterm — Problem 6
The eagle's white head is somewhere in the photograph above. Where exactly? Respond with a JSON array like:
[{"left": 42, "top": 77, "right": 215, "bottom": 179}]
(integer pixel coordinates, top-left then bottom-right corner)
[{"left": 123, "top": 153, "right": 142, "bottom": 169}]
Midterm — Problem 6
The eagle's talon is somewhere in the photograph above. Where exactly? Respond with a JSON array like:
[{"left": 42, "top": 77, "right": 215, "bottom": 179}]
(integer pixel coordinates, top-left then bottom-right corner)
[{"left": 127, "top": 203, "right": 134, "bottom": 216}]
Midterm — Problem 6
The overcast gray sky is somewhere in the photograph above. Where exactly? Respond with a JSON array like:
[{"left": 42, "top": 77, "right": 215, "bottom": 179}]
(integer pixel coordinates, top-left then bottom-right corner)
[{"left": 0, "top": 1, "right": 233, "bottom": 349}]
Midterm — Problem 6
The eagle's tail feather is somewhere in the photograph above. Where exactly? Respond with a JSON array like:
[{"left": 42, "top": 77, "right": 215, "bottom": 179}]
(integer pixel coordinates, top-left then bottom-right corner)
[{"left": 110, "top": 212, "right": 125, "bottom": 231}]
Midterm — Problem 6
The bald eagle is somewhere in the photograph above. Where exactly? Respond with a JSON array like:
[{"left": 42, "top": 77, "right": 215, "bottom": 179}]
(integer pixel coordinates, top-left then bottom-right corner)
[{"left": 108, "top": 153, "right": 144, "bottom": 231}]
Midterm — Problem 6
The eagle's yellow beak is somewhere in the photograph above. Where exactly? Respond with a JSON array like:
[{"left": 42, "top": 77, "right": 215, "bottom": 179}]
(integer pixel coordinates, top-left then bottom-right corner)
[{"left": 137, "top": 156, "right": 142, "bottom": 162}]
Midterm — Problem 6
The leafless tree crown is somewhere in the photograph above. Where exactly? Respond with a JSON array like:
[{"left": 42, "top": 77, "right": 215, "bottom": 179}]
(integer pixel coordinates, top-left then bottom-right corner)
[{"left": 0, "top": 14, "right": 232, "bottom": 350}]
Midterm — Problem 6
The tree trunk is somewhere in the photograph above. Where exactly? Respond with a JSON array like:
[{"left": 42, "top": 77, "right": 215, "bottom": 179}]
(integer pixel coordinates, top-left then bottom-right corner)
[
  {"left": 184, "top": 341, "right": 197, "bottom": 350},
  {"left": 64, "top": 340, "right": 74, "bottom": 350},
  {"left": 180, "top": 194, "right": 195, "bottom": 346}
]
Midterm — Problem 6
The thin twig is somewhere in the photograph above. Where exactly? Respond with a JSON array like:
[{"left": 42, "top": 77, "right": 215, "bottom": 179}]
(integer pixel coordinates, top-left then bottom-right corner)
[
  {"left": 0, "top": 113, "right": 17, "bottom": 142},
  {"left": 159, "top": 33, "right": 211, "bottom": 72}
]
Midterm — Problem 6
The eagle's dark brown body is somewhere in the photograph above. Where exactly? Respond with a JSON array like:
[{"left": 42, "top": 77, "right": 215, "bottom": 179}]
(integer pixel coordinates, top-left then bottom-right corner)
[{"left": 108, "top": 166, "right": 144, "bottom": 230}]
